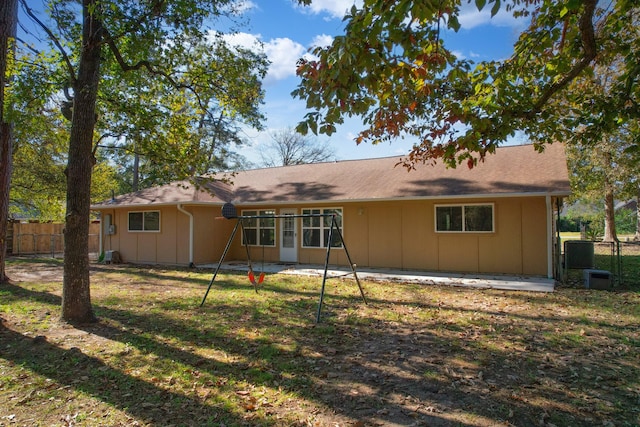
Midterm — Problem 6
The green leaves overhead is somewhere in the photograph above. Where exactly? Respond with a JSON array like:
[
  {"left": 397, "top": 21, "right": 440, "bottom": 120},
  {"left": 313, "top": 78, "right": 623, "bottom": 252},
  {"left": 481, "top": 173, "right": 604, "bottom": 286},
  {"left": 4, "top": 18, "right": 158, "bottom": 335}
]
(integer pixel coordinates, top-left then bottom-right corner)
[
  {"left": 17, "top": 0, "right": 268, "bottom": 189},
  {"left": 7, "top": 56, "right": 119, "bottom": 220},
  {"left": 294, "top": 0, "right": 639, "bottom": 168}
]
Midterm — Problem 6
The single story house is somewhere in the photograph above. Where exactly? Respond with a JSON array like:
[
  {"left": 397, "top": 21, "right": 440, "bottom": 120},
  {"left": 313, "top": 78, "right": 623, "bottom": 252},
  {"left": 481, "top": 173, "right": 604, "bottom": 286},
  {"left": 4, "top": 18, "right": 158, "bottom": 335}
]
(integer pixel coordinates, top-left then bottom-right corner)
[{"left": 92, "top": 143, "right": 570, "bottom": 279}]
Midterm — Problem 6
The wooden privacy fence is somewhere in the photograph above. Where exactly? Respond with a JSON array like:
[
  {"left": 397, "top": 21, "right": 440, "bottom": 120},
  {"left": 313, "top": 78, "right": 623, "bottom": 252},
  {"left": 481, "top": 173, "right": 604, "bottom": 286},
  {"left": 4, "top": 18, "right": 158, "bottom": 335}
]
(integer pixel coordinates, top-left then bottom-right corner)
[{"left": 9, "top": 221, "right": 100, "bottom": 257}]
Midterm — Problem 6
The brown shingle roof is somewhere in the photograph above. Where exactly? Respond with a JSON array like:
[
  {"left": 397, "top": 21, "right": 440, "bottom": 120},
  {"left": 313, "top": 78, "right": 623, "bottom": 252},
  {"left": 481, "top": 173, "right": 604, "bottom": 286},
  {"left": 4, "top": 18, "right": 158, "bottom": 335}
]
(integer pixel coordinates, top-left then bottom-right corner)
[{"left": 92, "top": 143, "right": 570, "bottom": 209}]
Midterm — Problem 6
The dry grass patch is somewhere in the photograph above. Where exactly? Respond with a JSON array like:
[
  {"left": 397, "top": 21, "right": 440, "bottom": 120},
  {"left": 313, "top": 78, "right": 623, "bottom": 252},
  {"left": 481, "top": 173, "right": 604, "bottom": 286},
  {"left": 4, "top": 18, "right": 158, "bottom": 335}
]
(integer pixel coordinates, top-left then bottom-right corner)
[{"left": 1, "top": 258, "right": 639, "bottom": 426}]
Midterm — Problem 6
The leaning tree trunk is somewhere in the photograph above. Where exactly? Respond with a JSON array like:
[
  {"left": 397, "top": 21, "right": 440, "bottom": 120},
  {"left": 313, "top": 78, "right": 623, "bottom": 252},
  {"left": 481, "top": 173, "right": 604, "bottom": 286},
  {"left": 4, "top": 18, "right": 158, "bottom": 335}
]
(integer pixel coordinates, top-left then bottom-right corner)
[
  {"left": 602, "top": 180, "right": 618, "bottom": 243},
  {"left": 62, "top": 0, "right": 102, "bottom": 323},
  {"left": 0, "top": 0, "right": 18, "bottom": 284},
  {"left": 132, "top": 150, "right": 139, "bottom": 192},
  {"left": 635, "top": 187, "right": 640, "bottom": 241}
]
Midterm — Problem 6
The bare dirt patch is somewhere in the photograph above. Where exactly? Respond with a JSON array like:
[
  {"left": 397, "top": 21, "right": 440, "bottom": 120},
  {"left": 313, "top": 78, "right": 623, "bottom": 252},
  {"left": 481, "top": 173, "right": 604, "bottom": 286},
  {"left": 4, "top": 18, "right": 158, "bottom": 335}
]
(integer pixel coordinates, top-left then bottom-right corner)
[{"left": 5, "top": 261, "right": 64, "bottom": 283}]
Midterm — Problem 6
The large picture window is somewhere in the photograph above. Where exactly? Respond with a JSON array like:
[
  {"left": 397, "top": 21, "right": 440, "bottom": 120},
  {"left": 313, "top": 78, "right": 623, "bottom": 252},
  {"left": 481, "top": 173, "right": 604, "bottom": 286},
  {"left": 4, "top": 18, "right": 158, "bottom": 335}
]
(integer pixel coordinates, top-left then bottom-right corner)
[
  {"left": 302, "top": 208, "right": 343, "bottom": 248},
  {"left": 128, "top": 211, "right": 160, "bottom": 232},
  {"left": 435, "top": 204, "right": 494, "bottom": 232},
  {"left": 241, "top": 210, "right": 276, "bottom": 246}
]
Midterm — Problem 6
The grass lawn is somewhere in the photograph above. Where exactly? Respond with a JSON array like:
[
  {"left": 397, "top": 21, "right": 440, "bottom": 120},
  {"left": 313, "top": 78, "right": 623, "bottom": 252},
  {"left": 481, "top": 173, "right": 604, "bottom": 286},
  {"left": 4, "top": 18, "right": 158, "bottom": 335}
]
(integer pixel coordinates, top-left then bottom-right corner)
[{"left": 1, "top": 258, "right": 639, "bottom": 426}]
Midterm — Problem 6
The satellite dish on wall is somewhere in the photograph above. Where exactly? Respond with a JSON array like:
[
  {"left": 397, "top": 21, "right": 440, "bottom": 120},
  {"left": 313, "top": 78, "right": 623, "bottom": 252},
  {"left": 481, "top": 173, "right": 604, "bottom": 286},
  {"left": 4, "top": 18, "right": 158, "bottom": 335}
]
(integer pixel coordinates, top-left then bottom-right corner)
[{"left": 221, "top": 203, "right": 237, "bottom": 219}]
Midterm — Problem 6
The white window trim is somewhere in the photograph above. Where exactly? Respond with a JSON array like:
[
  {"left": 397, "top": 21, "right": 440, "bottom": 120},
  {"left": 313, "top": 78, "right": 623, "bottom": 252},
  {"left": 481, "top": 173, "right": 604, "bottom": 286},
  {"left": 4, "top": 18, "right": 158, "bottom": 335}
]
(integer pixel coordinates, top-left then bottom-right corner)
[
  {"left": 434, "top": 203, "right": 495, "bottom": 233},
  {"left": 241, "top": 209, "right": 276, "bottom": 247},
  {"left": 128, "top": 210, "right": 161, "bottom": 232},
  {"left": 301, "top": 207, "right": 344, "bottom": 249}
]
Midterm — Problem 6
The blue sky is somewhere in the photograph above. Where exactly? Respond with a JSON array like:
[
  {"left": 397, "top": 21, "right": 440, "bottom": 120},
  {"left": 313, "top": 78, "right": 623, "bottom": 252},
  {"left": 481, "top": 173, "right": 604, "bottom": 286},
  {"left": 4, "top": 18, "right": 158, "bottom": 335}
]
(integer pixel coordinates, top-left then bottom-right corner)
[{"left": 231, "top": 0, "right": 530, "bottom": 165}]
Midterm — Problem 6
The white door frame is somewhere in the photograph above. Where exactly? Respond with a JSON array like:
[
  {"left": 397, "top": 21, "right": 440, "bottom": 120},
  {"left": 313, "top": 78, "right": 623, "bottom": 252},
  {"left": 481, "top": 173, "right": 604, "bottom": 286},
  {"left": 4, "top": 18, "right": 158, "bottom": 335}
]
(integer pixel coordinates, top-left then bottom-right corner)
[{"left": 279, "top": 208, "right": 298, "bottom": 263}]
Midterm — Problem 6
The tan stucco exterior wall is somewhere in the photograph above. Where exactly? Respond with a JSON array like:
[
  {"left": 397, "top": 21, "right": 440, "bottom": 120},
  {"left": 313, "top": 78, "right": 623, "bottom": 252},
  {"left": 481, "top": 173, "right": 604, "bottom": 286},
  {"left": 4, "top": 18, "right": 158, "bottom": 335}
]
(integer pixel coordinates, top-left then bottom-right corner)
[
  {"left": 97, "top": 205, "right": 231, "bottom": 266},
  {"left": 224, "top": 196, "right": 550, "bottom": 276},
  {"left": 97, "top": 195, "right": 551, "bottom": 275},
  {"left": 338, "top": 198, "right": 546, "bottom": 274}
]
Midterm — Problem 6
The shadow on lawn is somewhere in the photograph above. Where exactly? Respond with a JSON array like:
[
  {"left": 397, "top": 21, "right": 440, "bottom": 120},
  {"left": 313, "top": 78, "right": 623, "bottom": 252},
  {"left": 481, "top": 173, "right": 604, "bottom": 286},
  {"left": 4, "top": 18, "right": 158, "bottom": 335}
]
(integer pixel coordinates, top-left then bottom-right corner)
[
  {"left": 0, "top": 325, "right": 239, "bottom": 425},
  {"left": 0, "top": 282, "right": 491, "bottom": 426},
  {"left": 90, "top": 262, "right": 212, "bottom": 287},
  {"left": 0, "top": 284, "right": 250, "bottom": 426},
  {"left": 2, "top": 280, "right": 636, "bottom": 426}
]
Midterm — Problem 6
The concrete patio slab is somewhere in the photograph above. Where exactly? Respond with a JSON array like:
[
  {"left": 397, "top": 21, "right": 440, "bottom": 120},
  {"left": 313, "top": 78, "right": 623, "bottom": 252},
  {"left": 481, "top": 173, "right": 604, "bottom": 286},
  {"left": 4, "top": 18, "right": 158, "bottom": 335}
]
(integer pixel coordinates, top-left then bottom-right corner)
[{"left": 199, "top": 262, "right": 555, "bottom": 293}]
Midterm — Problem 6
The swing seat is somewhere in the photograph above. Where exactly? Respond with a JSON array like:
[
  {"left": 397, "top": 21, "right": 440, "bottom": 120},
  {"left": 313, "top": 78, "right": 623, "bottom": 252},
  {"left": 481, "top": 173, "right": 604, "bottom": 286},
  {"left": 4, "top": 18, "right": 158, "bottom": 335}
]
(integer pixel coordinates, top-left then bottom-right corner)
[{"left": 248, "top": 270, "right": 265, "bottom": 285}]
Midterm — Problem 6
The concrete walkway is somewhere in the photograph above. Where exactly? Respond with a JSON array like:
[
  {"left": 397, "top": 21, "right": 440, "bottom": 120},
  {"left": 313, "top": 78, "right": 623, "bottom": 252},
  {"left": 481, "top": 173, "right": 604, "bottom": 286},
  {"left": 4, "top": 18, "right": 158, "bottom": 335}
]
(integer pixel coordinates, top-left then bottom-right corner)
[{"left": 200, "top": 262, "right": 556, "bottom": 293}]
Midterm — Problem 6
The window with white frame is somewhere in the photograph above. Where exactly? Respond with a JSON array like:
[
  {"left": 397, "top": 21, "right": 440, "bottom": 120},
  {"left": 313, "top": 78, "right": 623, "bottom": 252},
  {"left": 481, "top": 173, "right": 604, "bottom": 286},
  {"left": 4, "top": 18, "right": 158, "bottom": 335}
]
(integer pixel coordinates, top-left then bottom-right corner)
[
  {"left": 435, "top": 204, "right": 494, "bottom": 232},
  {"left": 128, "top": 211, "right": 160, "bottom": 232},
  {"left": 241, "top": 210, "right": 276, "bottom": 246},
  {"left": 302, "top": 208, "right": 343, "bottom": 248}
]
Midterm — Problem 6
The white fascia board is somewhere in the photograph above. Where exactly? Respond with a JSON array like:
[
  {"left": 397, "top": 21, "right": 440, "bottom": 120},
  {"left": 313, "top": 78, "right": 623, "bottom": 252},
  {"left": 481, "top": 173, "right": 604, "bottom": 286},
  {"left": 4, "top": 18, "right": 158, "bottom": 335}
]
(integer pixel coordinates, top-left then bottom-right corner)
[
  {"left": 92, "top": 191, "right": 571, "bottom": 210},
  {"left": 91, "top": 201, "right": 224, "bottom": 210},
  {"left": 231, "top": 191, "right": 572, "bottom": 207}
]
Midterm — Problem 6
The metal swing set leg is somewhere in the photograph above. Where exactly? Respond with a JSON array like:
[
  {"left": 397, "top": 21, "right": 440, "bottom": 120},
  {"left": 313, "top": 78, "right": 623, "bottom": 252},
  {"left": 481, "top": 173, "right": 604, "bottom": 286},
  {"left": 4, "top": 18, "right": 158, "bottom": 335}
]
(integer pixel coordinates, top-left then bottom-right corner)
[
  {"left": 200, "top": 212, "right": 367, "bottom": 324},
  {"left": 200, "top": 219, "right": 241, "bottom": 307},
  {"left": 199, "top": 219, "right": 262, "bottom": 307},
  {"left": 315, "top": 215, "right": 367, "bottom": 323}
]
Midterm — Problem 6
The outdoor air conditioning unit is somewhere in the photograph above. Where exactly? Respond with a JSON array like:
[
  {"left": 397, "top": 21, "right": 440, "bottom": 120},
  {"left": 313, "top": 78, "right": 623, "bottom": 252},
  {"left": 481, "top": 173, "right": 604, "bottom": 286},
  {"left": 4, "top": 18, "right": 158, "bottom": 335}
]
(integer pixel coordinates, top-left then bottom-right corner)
[
  {"left": 104, "top": 250, "right": 121, "bottom": 264},
  {"left": 583, "top": 269, "right": 612, "bottom": 290},
  {"left": 564, "top": 240, "right": 595, "bottom": 269}
]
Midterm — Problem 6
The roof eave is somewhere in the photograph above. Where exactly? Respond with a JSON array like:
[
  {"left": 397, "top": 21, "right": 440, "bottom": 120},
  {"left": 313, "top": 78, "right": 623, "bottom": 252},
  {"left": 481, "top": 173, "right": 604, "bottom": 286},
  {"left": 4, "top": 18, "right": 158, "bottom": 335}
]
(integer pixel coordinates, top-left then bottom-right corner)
[
  {"left": 237, "top": 191, "right": 571, "bottom": 206},
  {"left": 91, "top": 201, "right": 226, "bottom": 210},
  {"left": 93, "top": 190, "right": 570, "bottom": 210}
]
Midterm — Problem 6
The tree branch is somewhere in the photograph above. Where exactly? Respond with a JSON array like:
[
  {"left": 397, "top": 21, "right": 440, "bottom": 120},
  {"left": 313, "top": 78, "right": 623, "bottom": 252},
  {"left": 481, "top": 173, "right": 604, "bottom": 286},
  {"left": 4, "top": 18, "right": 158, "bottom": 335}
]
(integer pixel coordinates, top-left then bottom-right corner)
[
  {"left": 92, "top": 132, "right": 122, "bottom": 157},
  {"left": 527, "top": 0, "right": 598, "bottom": 115},
  {"left": 103, "top": 28, "right": 212, "bottom": 112},
  {"left": 19, "top": 0, "right": 76, "bottom": 86},
  {"left": 98, "top": 0, "right": 165, "bottom": 48},
  {"left": 624, "top": 63, "right": 640, "bottom": 100}
]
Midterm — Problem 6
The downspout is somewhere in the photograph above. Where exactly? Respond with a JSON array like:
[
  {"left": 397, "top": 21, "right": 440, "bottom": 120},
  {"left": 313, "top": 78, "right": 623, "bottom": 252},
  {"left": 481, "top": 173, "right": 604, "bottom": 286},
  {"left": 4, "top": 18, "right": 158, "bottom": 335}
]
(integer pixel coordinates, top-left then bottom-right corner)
[
  {"left": 546, "top": 195, "right": 553, "bottom": 279},
  {"left": 177, "top": 204, "right": 195, "bottom": 268}
]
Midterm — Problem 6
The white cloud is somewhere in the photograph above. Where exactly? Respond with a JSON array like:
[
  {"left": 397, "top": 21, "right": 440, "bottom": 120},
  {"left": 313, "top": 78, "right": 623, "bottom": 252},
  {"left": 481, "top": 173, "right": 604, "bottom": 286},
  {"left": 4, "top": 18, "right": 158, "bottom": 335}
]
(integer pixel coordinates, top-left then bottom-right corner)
[
  {"left": 297, "top": 0, "right": 362, "bottom": 19},
  {"left": 222, "top": 0, "right": 256, "bottom": 16},
  {"left": 311, "top": 34, "right": 334, "bottom": 48},
  {"left": 221, "top": 31, "right": 262, "bottom": 50},
  {"left": 451, "top": 49, "right": 465, "bottom": 60},
  {"left": 213, "top": 31, "right": 307, "bottom": 82},
  {"left": 457, "top": 2, "right": 528, "bottom": 29},
  {"left": 263, "top": 37, "right": 308, "bottom": 81}
]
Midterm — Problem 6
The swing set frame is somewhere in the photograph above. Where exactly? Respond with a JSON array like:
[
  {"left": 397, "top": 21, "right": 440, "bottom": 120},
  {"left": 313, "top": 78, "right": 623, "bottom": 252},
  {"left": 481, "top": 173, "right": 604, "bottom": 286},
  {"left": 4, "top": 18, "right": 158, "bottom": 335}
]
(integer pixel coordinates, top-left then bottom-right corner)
[{"left": 199, "top": 210, "right": 367, "bottom": 323}]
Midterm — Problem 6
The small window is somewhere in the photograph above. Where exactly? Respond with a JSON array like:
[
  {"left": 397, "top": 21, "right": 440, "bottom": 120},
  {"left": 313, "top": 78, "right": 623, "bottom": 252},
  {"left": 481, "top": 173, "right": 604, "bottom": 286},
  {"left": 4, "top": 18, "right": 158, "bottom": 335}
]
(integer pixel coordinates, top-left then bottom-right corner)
[
  {"left": 435, "top": 204, "right": 494, "bottom": 233},
  {"left": 241, "top": 210, "right": 275, "bottom": 246},
  {"left": 128, "top": 211, "right": 160, "bottom": 232},
  {"left": 302, "top": 208, "right": 343, "bottom": 248}
]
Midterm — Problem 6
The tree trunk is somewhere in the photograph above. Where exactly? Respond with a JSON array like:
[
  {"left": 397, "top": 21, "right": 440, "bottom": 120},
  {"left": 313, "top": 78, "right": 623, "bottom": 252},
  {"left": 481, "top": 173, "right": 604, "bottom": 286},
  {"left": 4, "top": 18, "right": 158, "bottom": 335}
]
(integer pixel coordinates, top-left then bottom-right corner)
[
  {"left": 61, "top": 0, "right": 102, "bottom": 323},
  {"left": 0, "top": 124, "right": 13, "bottom": 284},
  {"left": 602, "top": 180, "right": 618, "bottom": 243},
  {"left": 635, "top": 187, "right": 640, "bottom": 241},
  {"left": 0, "top": 0, "right": 18, "bottom": 284},
  {"left": 132, "top": 150, "right": 139, "bottom": 192}
]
